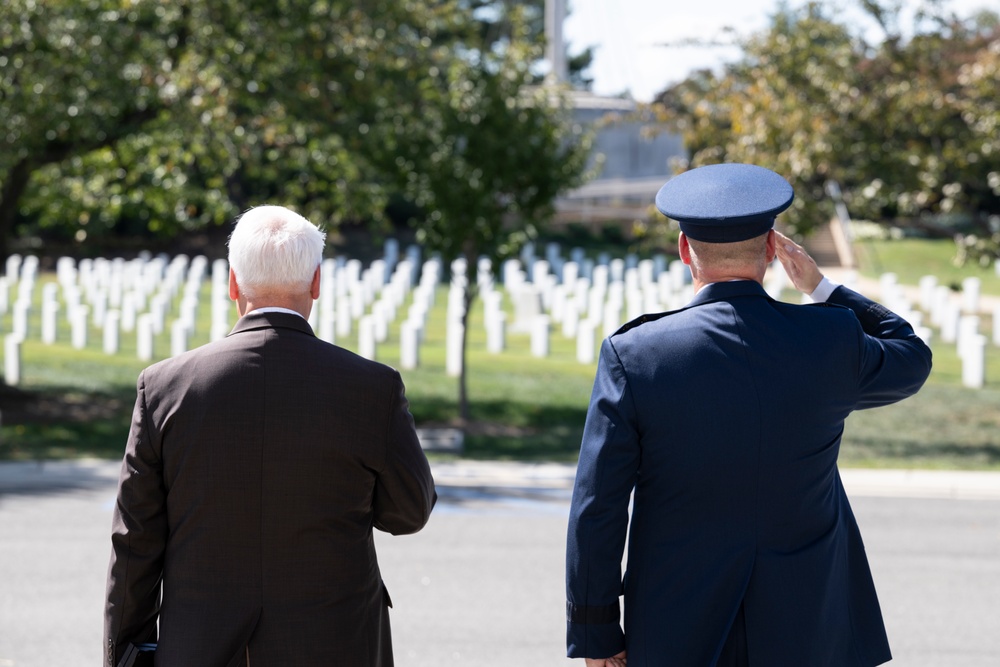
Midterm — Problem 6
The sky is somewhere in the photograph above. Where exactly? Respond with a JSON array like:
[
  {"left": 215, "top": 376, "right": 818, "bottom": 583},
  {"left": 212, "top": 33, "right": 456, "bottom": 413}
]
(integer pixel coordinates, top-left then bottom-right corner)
[{"left": 562, "top": 0, "right": 996, "bottom": 102}]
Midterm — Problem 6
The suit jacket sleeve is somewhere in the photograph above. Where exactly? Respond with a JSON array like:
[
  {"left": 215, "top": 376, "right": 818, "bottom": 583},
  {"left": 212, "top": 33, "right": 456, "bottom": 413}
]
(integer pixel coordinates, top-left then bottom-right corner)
[
  {"left": 827, "top": 285, "right": 933, "bottom": 408},
  {"left": 105, "top": 370, "right": 167, "bottom": 666},
  {"left": 372, "top": 371, "right": 436, "bottom": 535},
  {"left": 565, "top": 338, "right": 640, "bottom": 659}
]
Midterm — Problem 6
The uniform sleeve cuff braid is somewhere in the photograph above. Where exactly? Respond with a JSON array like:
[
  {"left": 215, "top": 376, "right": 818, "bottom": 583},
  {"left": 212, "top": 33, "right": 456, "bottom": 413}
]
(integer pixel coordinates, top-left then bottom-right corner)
[{"left": 567, "top": 601, "right": 620, "bottom": 624}]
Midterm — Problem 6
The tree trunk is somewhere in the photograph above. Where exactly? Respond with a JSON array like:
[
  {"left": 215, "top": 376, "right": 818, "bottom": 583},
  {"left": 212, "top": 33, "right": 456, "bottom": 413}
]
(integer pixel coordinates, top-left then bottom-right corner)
[
  {"left": 0, "top": 158, "right": 34, "bottom": 260},
  {"left": 457, "top": 247, "right": 480, "bottom": 427}
]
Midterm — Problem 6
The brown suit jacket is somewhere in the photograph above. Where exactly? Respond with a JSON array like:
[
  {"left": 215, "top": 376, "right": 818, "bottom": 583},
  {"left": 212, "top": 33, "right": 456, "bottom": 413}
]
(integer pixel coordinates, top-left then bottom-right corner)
[{"left": 105, "top": 311, "right": 436, "bottom": 666}]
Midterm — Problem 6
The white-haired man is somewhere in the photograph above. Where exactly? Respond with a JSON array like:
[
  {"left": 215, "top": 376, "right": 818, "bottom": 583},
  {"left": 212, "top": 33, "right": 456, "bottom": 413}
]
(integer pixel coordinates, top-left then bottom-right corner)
[{"left": 105, "top": 206, "right": 436, "bottom": 667}]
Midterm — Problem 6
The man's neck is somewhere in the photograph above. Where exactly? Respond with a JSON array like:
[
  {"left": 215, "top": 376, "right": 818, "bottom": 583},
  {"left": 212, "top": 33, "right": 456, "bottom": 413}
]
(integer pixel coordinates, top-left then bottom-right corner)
[{"left": 692, "top": 273, "right": 763, "bottom": 293}]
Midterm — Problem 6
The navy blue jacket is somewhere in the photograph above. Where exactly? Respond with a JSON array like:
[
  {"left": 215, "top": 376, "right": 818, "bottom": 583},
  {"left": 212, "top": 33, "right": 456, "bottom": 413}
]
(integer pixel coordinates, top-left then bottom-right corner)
[{"left": 566, "top": 280, "right": 932, "bottom": 666}]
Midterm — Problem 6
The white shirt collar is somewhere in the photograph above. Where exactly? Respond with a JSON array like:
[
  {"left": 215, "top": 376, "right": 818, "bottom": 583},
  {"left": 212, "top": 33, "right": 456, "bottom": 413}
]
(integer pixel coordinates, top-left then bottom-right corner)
[{"left": 248, "top": 306, "right": 305, "bottom": 319}]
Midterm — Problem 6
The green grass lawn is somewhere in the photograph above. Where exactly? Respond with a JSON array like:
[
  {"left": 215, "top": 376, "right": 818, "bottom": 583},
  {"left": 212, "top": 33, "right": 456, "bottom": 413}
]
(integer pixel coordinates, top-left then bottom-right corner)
[
  {"left": 2, "top": 237, "right": 998, "bottom": 469},
  {"left": 855, "top": 236, "right": 1000, "bottom": 294}
]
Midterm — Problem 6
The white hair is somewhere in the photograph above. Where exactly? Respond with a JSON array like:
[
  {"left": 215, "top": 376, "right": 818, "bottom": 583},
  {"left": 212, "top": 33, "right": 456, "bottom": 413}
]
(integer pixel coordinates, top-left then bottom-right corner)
[{"left": 228, "top": 206, "right": 326, "bottom": 299}]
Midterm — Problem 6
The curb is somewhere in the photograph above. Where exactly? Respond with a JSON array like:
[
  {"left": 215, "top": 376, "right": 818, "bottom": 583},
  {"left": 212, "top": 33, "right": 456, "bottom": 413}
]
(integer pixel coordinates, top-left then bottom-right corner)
[{"left": 429, "top": 461, "right": 1000, "bottom": 501}]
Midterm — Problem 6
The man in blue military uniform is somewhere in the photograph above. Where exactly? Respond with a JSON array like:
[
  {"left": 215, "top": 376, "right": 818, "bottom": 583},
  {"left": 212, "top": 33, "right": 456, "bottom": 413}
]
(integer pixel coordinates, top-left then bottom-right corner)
[{"left": 565, "top": 163, "right": 932, "bottom": 666}]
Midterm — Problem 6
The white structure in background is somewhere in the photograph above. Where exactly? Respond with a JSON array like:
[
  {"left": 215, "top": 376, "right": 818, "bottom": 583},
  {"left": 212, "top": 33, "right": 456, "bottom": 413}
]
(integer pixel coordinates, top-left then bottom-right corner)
[{"left": 543, "top": 0, "right": 684, "bottom": 226}]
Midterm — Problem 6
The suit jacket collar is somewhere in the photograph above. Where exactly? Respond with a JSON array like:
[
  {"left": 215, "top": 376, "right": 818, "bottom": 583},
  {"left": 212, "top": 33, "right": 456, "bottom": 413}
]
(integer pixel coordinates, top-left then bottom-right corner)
[
  {"left": 688, "top": 280, "right": 771, "bottom": 308},
  {"left": 229, "top": 310, "right": 315, "bottom": 338}
]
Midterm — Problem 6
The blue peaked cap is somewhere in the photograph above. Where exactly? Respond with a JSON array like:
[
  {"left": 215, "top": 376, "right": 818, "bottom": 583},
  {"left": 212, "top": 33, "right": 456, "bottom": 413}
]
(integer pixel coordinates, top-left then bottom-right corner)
[{"left": 655, "top": 163, "right": 794, "bottom": 243}]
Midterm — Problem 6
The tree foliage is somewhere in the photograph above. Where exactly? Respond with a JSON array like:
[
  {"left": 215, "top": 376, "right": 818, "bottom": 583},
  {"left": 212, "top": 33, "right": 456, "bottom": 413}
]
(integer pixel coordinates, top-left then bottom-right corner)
[
  {"left": 652, "top": 1, "right": 1000, "bottom": 246},
  {"left": 1, "top": 0, "right": 594, "bottom": 254},
  {"left": 0, "top": 0, "right": 191, "bottom": 254},
  {"left": 5, "top": 1, "right": 463, "bottom": 248}
]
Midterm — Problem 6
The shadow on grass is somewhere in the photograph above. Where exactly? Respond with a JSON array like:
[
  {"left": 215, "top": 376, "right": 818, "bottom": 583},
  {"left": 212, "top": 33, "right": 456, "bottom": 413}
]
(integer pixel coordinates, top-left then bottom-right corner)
[
  {"left": 840, "top": 384, "right": 1000, "bottom": 470},
  {"left": 0, "top": 386, "right": 135, "bottom": 461},
  {"left": 412, "top": 396, "right": 587, "bottom": 462},
  {"left": 4, "top": 382, "right": 999, "bottom": 470},
  {"left": 1, "top": 389, "right": 590, "bottom": 463}
]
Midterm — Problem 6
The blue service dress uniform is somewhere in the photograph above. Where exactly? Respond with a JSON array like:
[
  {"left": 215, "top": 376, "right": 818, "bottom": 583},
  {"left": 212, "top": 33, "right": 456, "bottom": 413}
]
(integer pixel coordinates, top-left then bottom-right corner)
[{"left": 566, "top": 280, "right": 931, "bottom": 666}]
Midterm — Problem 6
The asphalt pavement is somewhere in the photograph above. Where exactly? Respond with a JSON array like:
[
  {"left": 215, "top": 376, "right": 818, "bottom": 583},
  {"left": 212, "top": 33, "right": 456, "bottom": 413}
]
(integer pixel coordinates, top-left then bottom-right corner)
[{"left": 1, "top": 460, "right": 998, "bottom": 666}]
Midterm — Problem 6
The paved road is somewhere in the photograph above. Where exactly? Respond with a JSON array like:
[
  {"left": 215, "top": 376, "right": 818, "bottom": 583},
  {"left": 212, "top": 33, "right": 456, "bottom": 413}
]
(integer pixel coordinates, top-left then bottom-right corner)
[{"left": 1, "top": 460, "right": 998, "bottom": 666}]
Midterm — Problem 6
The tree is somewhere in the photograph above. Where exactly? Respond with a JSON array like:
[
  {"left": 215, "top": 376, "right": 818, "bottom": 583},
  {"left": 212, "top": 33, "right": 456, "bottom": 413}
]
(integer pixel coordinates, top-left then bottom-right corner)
[
  {"left": 651, "top": 1, "right": 1000, "bottom": 242},
  {"left": 0, "top": 0, "right": 192, "bottom": 256},
  {"left": 379, "top": 11, "right": 591, "bottom": 423},
  {"left": 9, "top": 0, "right": 456, "bottom": 248}
]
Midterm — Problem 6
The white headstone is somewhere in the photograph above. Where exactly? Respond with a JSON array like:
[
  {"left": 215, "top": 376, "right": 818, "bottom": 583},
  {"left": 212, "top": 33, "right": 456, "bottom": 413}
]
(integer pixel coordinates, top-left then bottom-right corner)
[
  {"left": 574, "top": 277, "right": 590, "bottom": 315},
  {"left": 531, "top": 315, "right": 550, "bottom": 358},
  {"left": 170, "top": 319, "right": 188, "bottom": 357},
  {"left": 5, "top": 255, "right": 22, "bottom": 285},
  {"left": 372, "top": 303, "right": 389, "bottom": 343},
  {"left": 400, "top": 319, "right": 420, "bottom": 369},
  {"left": 592, "top": 265, "right": 609, "bottom": 292},
  {"left": 137, "top": 313, "right": 155, "bottom": 361},
  {"left": 961, "top": 334, "right": 986, "bottom": 389},
  {"left": 550, "top": 285, "right": 567, "bottom": 323},
  {"left": 940, "top": 301, "right": 961, "bottom": 343},
  {"left": 576, "top": 319, "right": 597, "bottom": 364},
  {"left": 915, "top": 325, "right": 933, "bottom": 346},
  {"left": 609, "top": 258, "right": 625, "bottom": 283},
  {"left": 918, "top": 275, "right": 937, "bottom": 312},
  {"left": 70, "top": 305, "right": 89, "bottom": 350},
  {"left": 90, "top": 288, "right": 107, "bottom": 327},
  {"left": 994, "top": 305, "right": 1000, "bottom": 347},
  {"left": 12, "top": 300, "right": 29, "bottom": 341},
  {"left": 0, "top": 277, "right": 8, "bottom": 315},
  {"left": 150, "top": 294, "right": 169, "bottom": 334},
  {"left": 511, "top": 285, "right": 543, "bottom": 333},
  {"left": 879, "top": 273, "right": 897, "bottom": 301},
  {"left": 961, "top": 277, "right": 981, "bottom": 314},
  {"left": 42, "top": 299, "right": 59, "bottom": 345},
  {"left": 104, "top": 311, "right": 121, "bottom": 355},
  {"left": 930, "top": 286, "right": 952, "bottom": 327},
  {"left": 318, "top": 311, "right": 336, "bottom": 345},
  {"left": 4, "top": 335, "right": 21, "bottom": 386},
  {"left": 336, "top": 297, "right": 352, "bottom": 338},
  {"left": 669, "top": 260, "right": 688, "bottom": 291},
  {"left": 626, "top": 289, "right": 643, "bottom": 323},
  {"left": 603, "top": 296, "right": 623, "bottom": 338},
  {"left": 531, "top": 260, "right": 550, "bottom": 288},
  {"left": 562, "top": 298, "right": 580, "bottom": 338},
  {"left": 562, "top": 261, "right": 579, "bottom": 287},
  {"left": 358, "top": 315, "right": 376, "bottom": 360},
  {"left": 957, "top": 315, "right": 980, "bottom": 359},
  {"left": 486, "top": 311, "right": 506, "bottom": 354},
  {"left": 445, "top": 320, "right": 464, "bottom": 377}
]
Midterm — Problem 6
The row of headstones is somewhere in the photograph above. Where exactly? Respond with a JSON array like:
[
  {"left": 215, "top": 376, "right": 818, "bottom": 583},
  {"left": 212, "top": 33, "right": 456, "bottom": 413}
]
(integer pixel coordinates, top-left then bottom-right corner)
[
  {"left": 0, "top": 241, "right": 690, "bottom": 382},
  {"left": 3, "top": 244, "right": 999, "bottom": 388},
  {"left": 0, "top": 243, "right": 439, "bottom": 383},
  {"left": 898, "top": 273, "right": 997, "bottom": 389}
]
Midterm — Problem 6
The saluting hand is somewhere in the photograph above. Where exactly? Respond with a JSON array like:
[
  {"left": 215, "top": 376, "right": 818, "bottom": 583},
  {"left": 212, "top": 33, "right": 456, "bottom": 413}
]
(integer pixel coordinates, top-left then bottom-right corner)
[
  {"left": 774, "top": 231, "right": 824, "bottom": 295},
  {"left": 586, "top": 650, "right": 627, "bottom": 667}
]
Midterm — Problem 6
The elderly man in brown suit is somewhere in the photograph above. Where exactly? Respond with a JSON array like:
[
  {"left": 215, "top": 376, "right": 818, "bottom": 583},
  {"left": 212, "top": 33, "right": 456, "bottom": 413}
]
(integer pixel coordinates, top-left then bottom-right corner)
[{"left": 105, "top": 205, "right": 436, "bottom": 666}]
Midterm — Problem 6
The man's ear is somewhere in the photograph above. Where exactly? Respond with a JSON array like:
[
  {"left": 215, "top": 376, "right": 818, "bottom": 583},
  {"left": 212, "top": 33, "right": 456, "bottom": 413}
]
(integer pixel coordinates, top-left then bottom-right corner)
[
  {"left": 765, "top": 229, "right": 777, "bottom": 263},
  {"left": 678, "top": 233, "right": 692, "bottom": 265},
  {"left": 310, "top": 265, "right": 321, "bottom": 300},
  {"left": 229, "top": 267, "right": 240, "bottom": 301}
]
